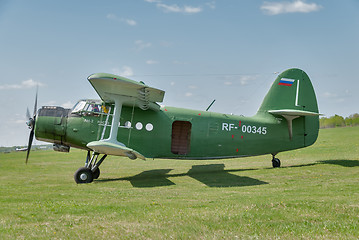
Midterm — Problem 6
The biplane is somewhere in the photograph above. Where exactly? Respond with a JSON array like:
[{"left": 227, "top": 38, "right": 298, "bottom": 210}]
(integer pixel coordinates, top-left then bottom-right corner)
[{"left": 25, "top": 68, "right": 320, "bottom": 183}]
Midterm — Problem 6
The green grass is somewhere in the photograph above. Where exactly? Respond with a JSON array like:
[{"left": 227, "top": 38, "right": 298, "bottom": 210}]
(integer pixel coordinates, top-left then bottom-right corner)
[{"left": 1, "top": 127, "right": 359, "bottom": 239}]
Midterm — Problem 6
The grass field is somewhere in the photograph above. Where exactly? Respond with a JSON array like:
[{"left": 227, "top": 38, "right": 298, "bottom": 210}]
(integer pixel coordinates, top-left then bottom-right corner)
[{"left": 1, "top": 127, "right": 359, "bottom": 239}]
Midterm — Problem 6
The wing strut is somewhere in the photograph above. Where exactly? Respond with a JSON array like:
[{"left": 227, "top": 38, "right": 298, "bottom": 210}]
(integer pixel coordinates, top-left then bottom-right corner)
[
  {"left": 107, "top": 97, "right": 124, "bottom": 144},
  {"left": 87, "top": 95, "right": 146, "bottom": 160}
]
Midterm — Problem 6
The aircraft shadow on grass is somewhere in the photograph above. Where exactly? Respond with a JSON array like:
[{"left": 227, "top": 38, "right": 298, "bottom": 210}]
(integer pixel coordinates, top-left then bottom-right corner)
[
  {"left": 281, "top": 159, "right": 359, "bottom": 168},
  {"left": 318, "top": 159, "right": 359, "bottom": 168},
  {"left": 97, "top": 160, "right": 359, "bottom": 187},
  {"left": 97, "top": 164, "right": 268, "bottom": 188}
]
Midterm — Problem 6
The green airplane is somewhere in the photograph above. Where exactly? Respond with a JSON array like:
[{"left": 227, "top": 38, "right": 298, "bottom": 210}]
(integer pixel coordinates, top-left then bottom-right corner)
[{"left": 25, "top": 68, "right": 320, "bottom": 184}]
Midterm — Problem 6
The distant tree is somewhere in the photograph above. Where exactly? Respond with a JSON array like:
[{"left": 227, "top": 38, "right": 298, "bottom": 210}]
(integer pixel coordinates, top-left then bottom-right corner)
[
  {"left": 345, "top": 117, "right": 352, "bottom": 126},
  {"left": 346, "top": 113, "right": 359, "bottom": 126},
  {"left": 320, "top": 117, "right": 330, "bottom": 128},
  {"left": 320, "top": 114, "right": 346, "bottom": 128},
  {"left": 333, "top": 115, "right": 345, "bottom": 127}
]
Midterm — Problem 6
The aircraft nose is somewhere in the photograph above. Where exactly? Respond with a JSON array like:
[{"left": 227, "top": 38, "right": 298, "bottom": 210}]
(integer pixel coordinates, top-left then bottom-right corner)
[{"left": 35, "top": 106, "right": 70, "bottom": 142}]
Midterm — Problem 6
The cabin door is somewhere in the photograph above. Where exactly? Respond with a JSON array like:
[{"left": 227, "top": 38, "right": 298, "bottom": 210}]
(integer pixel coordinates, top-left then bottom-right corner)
[{"left": 171, "top": 121, "right": 192, "bottom": 155}]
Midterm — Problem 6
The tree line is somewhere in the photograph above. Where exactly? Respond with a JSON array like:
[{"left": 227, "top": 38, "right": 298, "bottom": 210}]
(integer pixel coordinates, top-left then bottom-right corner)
[{"left": 320, "top": 113, "right": 359, "bottom": 128}]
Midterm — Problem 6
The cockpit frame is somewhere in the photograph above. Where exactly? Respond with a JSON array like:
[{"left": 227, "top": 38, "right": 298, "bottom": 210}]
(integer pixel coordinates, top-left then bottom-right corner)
[{"left": 71, "top": 99, "right": 109, "bottom": 116}]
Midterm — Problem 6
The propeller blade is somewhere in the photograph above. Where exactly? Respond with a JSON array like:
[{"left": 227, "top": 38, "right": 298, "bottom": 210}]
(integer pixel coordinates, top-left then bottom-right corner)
[
  {"left": 26, "top": 108, "right": 31, "bottom": 120},
  {"left": 26, "top": 127, "right": 35, "bottom": 164},
  {"left": 33, "top": 87, "right": 38, "bottom": 118},
  {"left": 26, "top": 87, "right": 38, "bottom": 164}
]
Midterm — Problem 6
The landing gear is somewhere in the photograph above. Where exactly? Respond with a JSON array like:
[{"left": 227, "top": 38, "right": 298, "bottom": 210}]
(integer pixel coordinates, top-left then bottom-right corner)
[
  {"left": 74, "top": 151, "right": 107, "bottom": 184},
  {"left": 74, "top": 167, "right": 93, "bottom": 183},
  {"left": 271, "top": 154, "right": 281, "bottom": 168},
  {"left": 93, "top": 168, "right": 100, "bottom": 179}
]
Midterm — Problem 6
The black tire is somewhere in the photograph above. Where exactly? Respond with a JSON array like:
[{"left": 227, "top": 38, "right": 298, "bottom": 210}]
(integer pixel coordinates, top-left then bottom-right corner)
[
  {"left": 92, "top": 168, "right": 100, "bottom": 179},
  {"left": 272, "top": 158, "right": 281, "bottom": 168},
  {"left": 74, "top": 167, "right": 93, "bottom": 184}
]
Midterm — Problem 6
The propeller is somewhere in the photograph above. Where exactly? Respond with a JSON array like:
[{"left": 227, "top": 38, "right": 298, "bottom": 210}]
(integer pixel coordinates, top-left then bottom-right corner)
[{"left": 25, "top": 89, "right": 38, "bottom": 164}]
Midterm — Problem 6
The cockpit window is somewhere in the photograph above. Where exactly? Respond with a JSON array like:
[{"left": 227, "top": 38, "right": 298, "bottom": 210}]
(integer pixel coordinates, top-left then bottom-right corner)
[
  {"left": 85, "top": 103, "right": 100, "bottom": 112},
  {"left": 72, "top": 101, "right": 86, "bottom": 113},
  {"left": 71, "top": 100, "right": 105, "bottom": 116}
]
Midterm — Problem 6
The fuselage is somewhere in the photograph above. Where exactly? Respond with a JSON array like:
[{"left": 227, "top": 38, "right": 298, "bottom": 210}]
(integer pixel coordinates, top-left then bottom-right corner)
[{"left": 35, "top": 103, "right": 316, "bottom": 159}]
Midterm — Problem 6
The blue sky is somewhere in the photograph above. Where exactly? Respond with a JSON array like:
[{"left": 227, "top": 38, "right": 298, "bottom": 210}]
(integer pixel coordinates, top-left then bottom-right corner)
[{"left": 0, "top": 0, "right": 358, "bottom": 146}]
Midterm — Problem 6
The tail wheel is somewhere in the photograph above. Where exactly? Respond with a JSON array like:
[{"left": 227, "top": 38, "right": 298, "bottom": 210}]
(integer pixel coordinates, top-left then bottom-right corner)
[{"left": 74, "top": 167, "right": 94, "bottom": 184}]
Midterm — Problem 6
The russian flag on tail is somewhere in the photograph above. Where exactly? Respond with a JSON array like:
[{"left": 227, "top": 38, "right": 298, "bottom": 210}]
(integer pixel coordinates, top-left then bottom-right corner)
[{"left": 278, "top": 78, "right": 295, "bottom": 86}]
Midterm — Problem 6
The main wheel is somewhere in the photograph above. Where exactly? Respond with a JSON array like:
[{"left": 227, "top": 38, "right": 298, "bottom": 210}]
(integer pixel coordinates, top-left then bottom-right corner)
[
  {"left": 272, "top": 158, "right": 281, "bottom": 168},
  {"left": 92, "top": 168, "right": 100, "bottom": 179},
  {"left": 74, "top": 167, "right": 93, "bottom": 184}
]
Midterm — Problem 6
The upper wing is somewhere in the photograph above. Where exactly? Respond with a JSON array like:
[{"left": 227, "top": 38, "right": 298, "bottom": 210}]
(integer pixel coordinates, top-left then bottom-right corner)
[{"left": 88, "top": 73, "right": 165, "bottom": 111}]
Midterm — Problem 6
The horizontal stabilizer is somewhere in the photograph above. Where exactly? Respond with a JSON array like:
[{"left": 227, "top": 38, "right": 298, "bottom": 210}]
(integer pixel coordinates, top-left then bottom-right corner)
[
  {"left": 87, "top": 141, "right": 146, "bottom": 160},
  {"left": 268, "top": 109, "right": 321, "bottom": 140},
  {"left": 268, "top": 109, "right": 321, "bottom": 116}
]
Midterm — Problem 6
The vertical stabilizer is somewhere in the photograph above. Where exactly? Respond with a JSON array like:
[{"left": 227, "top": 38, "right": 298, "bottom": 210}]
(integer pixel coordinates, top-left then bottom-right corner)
[
  {"left": 257, "top": 68, "right": 319, "bottom": 146},
  {"left": 258, "top": 68, "right": 318, "bottom": 114}
]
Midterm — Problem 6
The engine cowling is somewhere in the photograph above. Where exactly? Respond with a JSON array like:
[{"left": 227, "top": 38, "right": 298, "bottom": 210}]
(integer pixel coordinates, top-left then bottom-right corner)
[{"left": 35, "top": 106, "right": 70, "bottom": 144}]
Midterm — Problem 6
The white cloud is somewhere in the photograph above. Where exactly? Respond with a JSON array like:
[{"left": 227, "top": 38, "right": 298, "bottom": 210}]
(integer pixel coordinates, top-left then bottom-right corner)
[
  {"left": 322, "top": 91, "right": 347, "bottom": 103},
  {"left": 146, "top": 0, "right": 215, "bottom": 13},
  {"left": 185, "top": 92, "right": 193, "bottom": 97},
  {"left": 0, "top": 79, "right": 44, "bottom": 90},
  {"left": 106, "top": 13, "right": 137, "bottom": 26},
  {"left": 146, "top": 60, "right": 158, "bottom": 65},
  {"left": 239, "top": 75, "right": 257, "bottom": 86},
  {"left": 135, "top": 40, "right": 152, "bottom": 51},
  {"left": 157, "top": 3, "right": 182, "bottom": 13},
  {"left": 106, "top": 13, "right": 117, "bottom": 20},
  {"left": 15, "top": 119, "right": 25, "bottom": 124},
  {"left": 45, "top": 100, "right": 57, "bottom": 105},
  {"left": 261, "top": 0, "right": 322, "bottom": 15},
  {"left": 149, "top": 1, "right": 202, "bottom": 14},
  {"left": 61, "top": 101, "right": 74, "bottom": 109},
  {"left": 158, "top": 4, "right": 202, "bottom": 14},
  {"left": 145, "top": 0, "right": 161, "bottom": 3},
  {"left": 220, "top": 75, "right": 258, "bottom": 86},
  {"left": 188, "top": 85, "right": 197, "bottom": 89},
  {"left": 22, "top": 79, "right": 40, "bottom": 88},
  {"left": 323, "top": 92, "right": 337, "bottom": 98},
  {"left": 183, "top": 6, "right": 202, "bottom": 14},
  {"left": 112, "top": 66, "right": 134, "bottom": 77},
  {"left": 124, "top": 19, "right": 137, "bottom": 26},
  {"left": 206, "top": 1, "right": 216, "bottom": 9}
]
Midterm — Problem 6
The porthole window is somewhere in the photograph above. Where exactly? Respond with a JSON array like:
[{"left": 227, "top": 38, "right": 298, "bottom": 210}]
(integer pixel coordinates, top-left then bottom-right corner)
[
  {"left": 135, "top": 122, "right": 143, "bottom": 130},
  {"left": 125, "top": 121, "right": 132, "bottom": 128},
  {"left": 146, "top": 123, "right": 153, "bottom": 131}
]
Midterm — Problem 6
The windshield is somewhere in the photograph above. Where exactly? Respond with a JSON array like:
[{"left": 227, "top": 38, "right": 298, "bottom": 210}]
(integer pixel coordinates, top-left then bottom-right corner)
[
  {"left": 72, "top": 101, "right": 86, "bottom": 113},
  {"left": 71, "top": 100, "right": 105, "bottom": 115}
]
